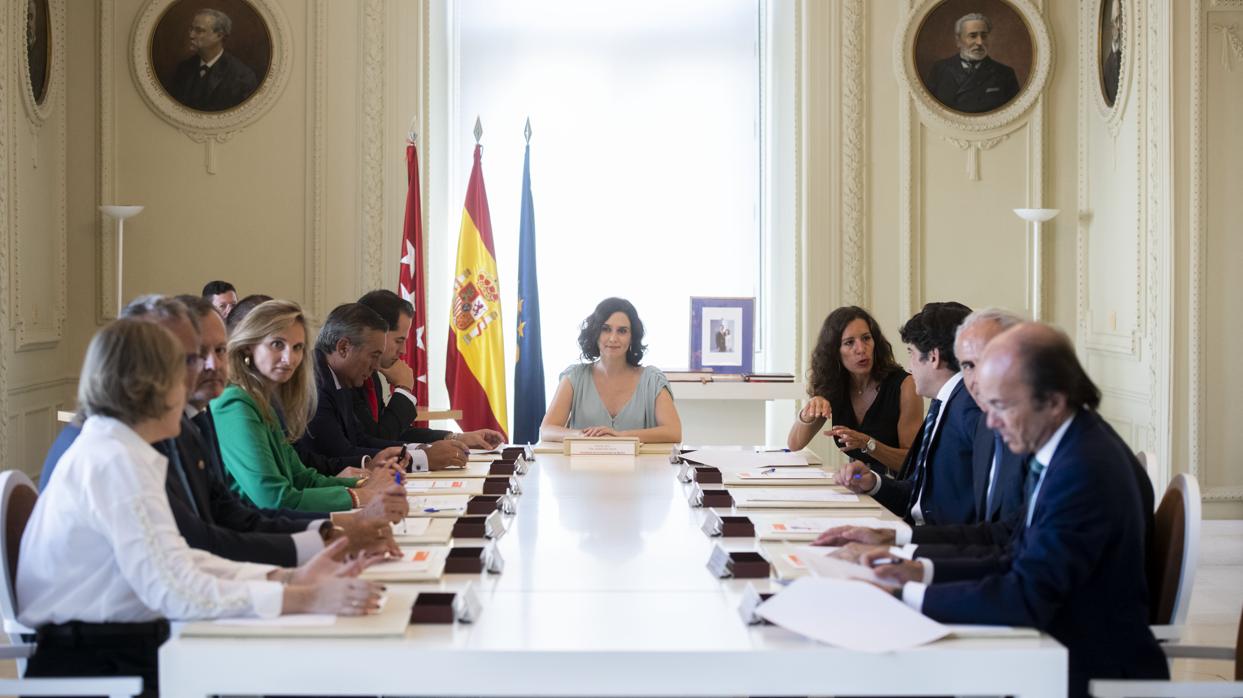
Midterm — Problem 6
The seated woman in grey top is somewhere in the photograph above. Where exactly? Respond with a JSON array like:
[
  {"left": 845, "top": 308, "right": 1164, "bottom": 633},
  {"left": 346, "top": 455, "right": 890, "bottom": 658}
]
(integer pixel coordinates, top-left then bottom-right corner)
[{"left": 540, "top": 297, "right": 682, "bottom": 443}]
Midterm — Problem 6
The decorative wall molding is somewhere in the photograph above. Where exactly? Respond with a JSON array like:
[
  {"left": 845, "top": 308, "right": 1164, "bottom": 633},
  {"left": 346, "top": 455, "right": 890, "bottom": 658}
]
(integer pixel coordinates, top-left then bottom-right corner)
[
  {"left": 1210, "top": 23, "right": 1243, "bottom": 69},
  {"left": 303, "top": 0, "right": 326, "bottom": 319},
  {"left": 1078, "top": 0, "right": 1146, "bottom": 363},
  {"left": 19, "top": 0, "right": 65, "bottom": 127},
  {"left": 897, "top": 0, "right": 916, "bottom": 321},
  {"left": 894, "top": 0, "right": 1054, "bottom": 135},
  {"left": 98, "top": 0, "right": 117, "bottom": 320},
  {"left": 1189, "top": 0, "right": 1205, "bottom": 495},
  {"left": 358, "top": 0, "right": 385, "bottom": 295},
  {"left": 941, "top": 134, "right": 1009, "bottom": 181},
  {"left": 839, "top": 0, "right": 865, "bottom": 306},
  {"left": 11, "top": 0, "right": 67, "bottom": 351},
  {"left": 1189, "top": 0, "right": 1241, "bottom": 501},
  {"left": 129, "top": 0, "right": 293, "bottom": 164},
  {"left": 0, "top": 0, "right": 12, "bottom": 467},
  {"left": 1143, "top": 0, "right": 1173, "bottom": 483},
  {"left": 1093, "top": 0, "right": 1135, "bottom": 136},
  {"left": 792, "top": 0, "right": 804, "bottom": 378}
]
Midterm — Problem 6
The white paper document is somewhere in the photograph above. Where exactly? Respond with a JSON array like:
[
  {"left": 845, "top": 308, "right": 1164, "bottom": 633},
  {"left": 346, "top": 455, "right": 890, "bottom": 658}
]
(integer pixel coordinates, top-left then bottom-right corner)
[
  {"left": 393, "top": 517, "right": 432, "bottom": 536},
  {"left": 734, "top": 468, "right": 832, "bottom": 480},
  {"left": 367, "top": 549, "right": 434, "bottom": 575},
  {"left": 682, "top": 448, "right": 809, "bottom": 469},
  {"left": 756, "top": 577, "right": 950, "bottom": 652},
  {"left": 405, "top": 479, "right": 469, "bottom": 491},
  {"left": 736, "top": 488, "right": 859, "bottom": 503},
  {"left": 756, "top": 516, "right": 910, "bottom": 540},
  {"left": 407, "top": 495, "right": 468, "bottom": 514},
  {"left": 213, "top": 614, "right": 337, "bottom": 628}
]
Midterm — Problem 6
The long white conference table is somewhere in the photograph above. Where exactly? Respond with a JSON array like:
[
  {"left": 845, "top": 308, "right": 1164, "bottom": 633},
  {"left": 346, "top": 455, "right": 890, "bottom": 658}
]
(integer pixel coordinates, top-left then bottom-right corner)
[{"left": 159, "top": 451, "right": 1067, "bottom": 697}]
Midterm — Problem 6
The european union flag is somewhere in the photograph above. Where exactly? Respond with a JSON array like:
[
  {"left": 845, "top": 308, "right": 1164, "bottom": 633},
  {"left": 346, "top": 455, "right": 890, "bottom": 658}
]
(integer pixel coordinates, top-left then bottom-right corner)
[{"left": 513, "top": 125, "right": 545, "bottom": 444}]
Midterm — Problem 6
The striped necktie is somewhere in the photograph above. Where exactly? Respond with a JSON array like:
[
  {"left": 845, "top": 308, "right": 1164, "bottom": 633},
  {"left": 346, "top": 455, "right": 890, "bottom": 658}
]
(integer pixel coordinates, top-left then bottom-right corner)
[
  {"left": 907, "top": 398, "right": 943, "bottom": 497},
  {"left": 1023, "top": 455, "right": 1047, "bottom": 527}
]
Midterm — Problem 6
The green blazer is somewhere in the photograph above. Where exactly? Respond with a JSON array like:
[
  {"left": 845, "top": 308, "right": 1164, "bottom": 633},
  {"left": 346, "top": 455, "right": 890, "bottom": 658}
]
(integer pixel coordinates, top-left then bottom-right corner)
[{"left": 211, "top": 385, "right": 358, "bottom": 512}]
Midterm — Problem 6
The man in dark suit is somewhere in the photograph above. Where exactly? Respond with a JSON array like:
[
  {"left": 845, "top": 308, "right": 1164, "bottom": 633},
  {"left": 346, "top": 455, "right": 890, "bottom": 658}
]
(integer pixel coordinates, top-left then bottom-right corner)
[
  {"left": 867, "top": 324, "right": 1168, "bottom": 698},
  {"left": 819, "top": 308, "right": 1027, "bottom": 552},
  {"left": 299, "top": 303, "right": 469, "bottom": 472},
  {"left": 836, "top": 302, "right": 983, "bottom": 526},
  {"left": 169, "top": 9, "right": 258, "bottom": 112},
  {"left": 356, "top": 290, "right": 503, "bottom": 449},
  {"left": 925, "top": 13, "right": 1020, "bottom": 114}
]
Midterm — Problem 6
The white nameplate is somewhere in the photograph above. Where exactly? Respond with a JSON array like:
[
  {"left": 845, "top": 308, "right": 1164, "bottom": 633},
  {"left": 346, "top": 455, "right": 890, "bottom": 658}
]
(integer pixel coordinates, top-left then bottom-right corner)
[{"left": 564, "top": 436, "right": 640, "bottom": 456}]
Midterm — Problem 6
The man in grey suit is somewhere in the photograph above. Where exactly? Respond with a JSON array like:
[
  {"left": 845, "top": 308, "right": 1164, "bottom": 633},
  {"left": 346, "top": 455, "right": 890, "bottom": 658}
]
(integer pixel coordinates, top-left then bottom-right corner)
[
  {"left": 925, "top": 13, "right": 1020, "bottom": 114},
  {"left": 170, "top": 9, "right": 258, "bottom": 112}
]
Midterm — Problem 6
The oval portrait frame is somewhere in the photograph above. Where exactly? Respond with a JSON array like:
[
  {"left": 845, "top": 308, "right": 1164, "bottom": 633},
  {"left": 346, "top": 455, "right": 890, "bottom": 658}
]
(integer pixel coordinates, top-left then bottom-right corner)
[
  {"left": 130, "top": 0, "right": 292, "bottom": 139},
  {"left": 20, "top": 0, "right": 65, "bottom": 126},
  {"left": 1093, "top": 0, "right": 1133, "bottom": 133},
  {"left": 895, "top": 0, "right": 1054, "bottom": 134}
]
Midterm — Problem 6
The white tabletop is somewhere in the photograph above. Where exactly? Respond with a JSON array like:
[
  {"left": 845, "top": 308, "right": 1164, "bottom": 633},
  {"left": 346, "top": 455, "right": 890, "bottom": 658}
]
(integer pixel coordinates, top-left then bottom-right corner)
[{"left": 160, "top": 452, "right": 1067, "bottom": 697}]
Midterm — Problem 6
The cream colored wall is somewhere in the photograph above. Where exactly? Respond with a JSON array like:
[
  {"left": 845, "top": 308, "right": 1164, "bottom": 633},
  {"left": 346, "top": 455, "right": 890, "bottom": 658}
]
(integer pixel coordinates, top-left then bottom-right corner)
[{"left": 0, "top": 0, "right": 1238, "bottom": 515}]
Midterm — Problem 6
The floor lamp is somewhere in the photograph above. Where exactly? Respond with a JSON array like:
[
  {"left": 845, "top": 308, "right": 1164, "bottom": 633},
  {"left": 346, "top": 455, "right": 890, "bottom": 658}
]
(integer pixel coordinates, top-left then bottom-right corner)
[
  {"left": 1013, "top": 208, "right": 1059, "bottom": 321},
  {"left": 99, "top": 205, "right": 144, "bottom": 316}
]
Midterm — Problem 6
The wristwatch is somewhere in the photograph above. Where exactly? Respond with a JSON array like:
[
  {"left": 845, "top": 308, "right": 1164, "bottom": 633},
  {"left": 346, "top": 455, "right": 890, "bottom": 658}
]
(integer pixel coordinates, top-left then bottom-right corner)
[{"left": 865, "top": 438, "right": 877, "bottom": 453}]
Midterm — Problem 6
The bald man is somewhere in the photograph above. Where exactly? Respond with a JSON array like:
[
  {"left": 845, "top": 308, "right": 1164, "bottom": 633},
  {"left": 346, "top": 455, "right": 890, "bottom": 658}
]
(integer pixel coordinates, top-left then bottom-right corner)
[{"left": 862, "top": 323, "right": 1166, "bottom": 698}]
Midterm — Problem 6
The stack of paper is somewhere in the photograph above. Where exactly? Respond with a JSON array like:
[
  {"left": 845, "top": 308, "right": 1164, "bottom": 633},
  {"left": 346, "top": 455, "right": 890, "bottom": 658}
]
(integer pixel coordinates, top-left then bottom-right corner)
[
  {"left": 361, "top": 547, "right": 448, "bottom": 582},
  {"left": 404, "top": 479, "right": 483, "bottom": 496},
  {"left": 724, "top": 468, "right": 835, "bottom": 486},
  {"left": 181, "top": 589, "right": 418, "bottom": 638},
  {"left": 404, "top": 462, "right": 493, "bottom": 479},
  {"left": 753, "top": 515, "right": 909, "bottom": 541},
  {"left": 391, "top": 517, "right": 455, "bottom": 544},
  {"left": 681, "top": 449, "right": 809, "bottom": 469},
  {"left": 756, "top": 577, "right": 949, "bottom": 652},
  {"left": 732, "top": 488, "right": 874, "bottom": 509},
  {"left": 407, "top": 495, "right": 470, "bottom": 517}
]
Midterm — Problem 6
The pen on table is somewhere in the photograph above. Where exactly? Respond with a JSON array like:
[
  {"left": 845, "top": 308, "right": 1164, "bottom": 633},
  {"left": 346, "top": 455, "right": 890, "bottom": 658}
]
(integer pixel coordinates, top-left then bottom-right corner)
[
  {"left": 761, "top": 467, "right": 778, "bottom": 475},
  {"left": 758, "top": 448, "right": 791, "bottom": 453},
  {"left": 423, "top": 507, "right": 442, "bottom": 513}
]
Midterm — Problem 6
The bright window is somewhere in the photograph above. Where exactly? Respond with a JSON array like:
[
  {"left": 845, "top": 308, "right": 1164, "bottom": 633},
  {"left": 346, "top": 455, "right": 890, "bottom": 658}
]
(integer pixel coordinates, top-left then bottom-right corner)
[{"left": 435, "top": 0, "right": 793, "bottom": 419}]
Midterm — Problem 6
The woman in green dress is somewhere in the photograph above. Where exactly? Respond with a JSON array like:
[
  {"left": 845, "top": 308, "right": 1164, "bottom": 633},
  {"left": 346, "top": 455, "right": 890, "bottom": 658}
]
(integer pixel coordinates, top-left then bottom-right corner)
[{"left": 211, "top": 300, "right": 399, "bottom": 512}]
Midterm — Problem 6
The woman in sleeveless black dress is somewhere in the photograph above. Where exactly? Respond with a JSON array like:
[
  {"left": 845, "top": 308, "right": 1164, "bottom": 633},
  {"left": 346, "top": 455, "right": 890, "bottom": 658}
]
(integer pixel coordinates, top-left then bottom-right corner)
[{"left": 787, "top": 306, "right": 922, "bottom": 475}]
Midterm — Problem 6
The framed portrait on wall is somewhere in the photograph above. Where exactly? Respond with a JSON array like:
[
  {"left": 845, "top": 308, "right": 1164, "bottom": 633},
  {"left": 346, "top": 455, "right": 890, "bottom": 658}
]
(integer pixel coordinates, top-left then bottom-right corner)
[
  {"left": 26, "top": 0, "right": 51, "bottom": 106},
  {"left": 131, "top": 0, "right": 291, "bottom": 137},
  {"left": 149, "top": 0, "right": 272, "bottom": 113},
  {"left": 1098, "top": 0, "right": 1123, "bottom": 107},
  {"left": 690, "top": 297, "right": 754, "bottom": 375},
  {"left": 897, "top": 0, "right": 1053, "bottom": 133}
]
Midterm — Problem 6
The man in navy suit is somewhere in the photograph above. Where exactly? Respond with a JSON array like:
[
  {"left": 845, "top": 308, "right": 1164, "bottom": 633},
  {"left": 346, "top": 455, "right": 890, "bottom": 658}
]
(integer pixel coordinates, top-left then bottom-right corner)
[
  {"left": 819, "top": 308, "right": 1028, "bottom": 552},
  {"left": 355, "top": 290, "right": 503, "bottom": 449},
  {"left": 866, "top": 323, "right": 1168, "bottom": 698},
  {"left": 298, "top": 303, "right": 468, "bottom": 473},
  {"left": 836, "top": 302, "right": 983, "bottom": 526}
]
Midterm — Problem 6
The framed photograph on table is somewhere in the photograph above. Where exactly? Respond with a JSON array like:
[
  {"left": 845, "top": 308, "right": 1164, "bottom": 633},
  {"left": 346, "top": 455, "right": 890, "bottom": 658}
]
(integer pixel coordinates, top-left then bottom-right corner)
[{"left": 690, "top": 297, "right": 754, "bottom": 375}]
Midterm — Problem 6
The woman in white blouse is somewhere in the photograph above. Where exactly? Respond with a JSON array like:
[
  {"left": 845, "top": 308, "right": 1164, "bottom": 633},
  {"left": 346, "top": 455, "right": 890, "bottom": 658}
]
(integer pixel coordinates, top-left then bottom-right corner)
[{"left": 18, "top": 319, "right": 384, "bottom": 694}]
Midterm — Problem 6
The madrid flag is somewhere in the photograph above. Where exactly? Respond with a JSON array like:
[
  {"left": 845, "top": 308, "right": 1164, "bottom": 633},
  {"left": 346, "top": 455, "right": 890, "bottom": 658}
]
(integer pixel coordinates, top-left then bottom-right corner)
[
  {"left": 446, "top": 144, "right": 508, "bottom": 438},
  {"left": 398, "top": 141, "right": 429, "bottom": 427}
]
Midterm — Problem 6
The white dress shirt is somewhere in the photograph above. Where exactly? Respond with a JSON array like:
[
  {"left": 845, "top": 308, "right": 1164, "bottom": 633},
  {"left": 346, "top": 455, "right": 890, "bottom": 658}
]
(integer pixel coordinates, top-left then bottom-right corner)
[
  {"left": 899, "top": 413, "right": 1077, "bottom": 611},
  {"left": 18, "top": 416, "right": 283, "bottom": 626}
]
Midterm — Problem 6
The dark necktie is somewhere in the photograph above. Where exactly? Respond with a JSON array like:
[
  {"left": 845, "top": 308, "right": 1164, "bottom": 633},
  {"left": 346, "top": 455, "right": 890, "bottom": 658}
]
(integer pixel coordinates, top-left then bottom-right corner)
[
  {"left": 984, "top": 432, "right": 1005, "bottom": 517},
  {"left": 363, "top": 377, "right": 381, "bottom": 422},
  {"left": 164, "top": 439, "right": 201, "bottom": 518},
  {"left": 198, "top": 63, "right": 211, "bottom": 79},
  {"left": 907, "top": 398, "right": 943, "bottom": 505},
  {"left": 1022, "top": 455, "right": 1047, "bottom": 527}
]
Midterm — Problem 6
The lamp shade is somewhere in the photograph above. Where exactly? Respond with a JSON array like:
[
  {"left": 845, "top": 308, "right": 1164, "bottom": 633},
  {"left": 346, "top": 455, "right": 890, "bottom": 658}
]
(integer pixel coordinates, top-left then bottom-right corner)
[{"left": 1013, "top": 208, "right": 1059, "bottom": 223}]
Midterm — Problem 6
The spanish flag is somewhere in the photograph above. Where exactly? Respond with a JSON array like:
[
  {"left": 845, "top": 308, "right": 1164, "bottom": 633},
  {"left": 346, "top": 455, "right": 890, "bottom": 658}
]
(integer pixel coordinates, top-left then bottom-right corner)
[{"left": 446, "top": 144, "right": 508, "bottom": 439}]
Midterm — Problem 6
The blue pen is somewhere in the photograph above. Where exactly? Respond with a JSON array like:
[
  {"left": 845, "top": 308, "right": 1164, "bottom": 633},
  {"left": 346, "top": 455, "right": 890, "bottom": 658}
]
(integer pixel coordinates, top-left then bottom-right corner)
[
  {"left": 423, "top": 507, "right": 441, "bottom": 513},
  {"left": 394, "top": 470, "right": 403, "bottom": 485},
  {"left": 761, "top": 467, "right": 778, "bottom": 475},
  {"left": 758, "top": 448, "right": 791, "bottom": 453}
]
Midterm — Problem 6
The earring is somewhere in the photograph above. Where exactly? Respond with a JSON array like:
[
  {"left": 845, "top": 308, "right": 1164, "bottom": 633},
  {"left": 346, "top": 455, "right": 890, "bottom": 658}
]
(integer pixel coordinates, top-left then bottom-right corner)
[{"left": 243, "top": 355, "right": 252, "bottom": 366}]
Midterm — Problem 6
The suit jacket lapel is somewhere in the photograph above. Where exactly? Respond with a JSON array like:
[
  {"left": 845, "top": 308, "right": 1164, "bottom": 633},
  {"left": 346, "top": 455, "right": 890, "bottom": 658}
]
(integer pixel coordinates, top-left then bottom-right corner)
[{"left": 971, "top": 421, "right": 993, "bottom": 518}]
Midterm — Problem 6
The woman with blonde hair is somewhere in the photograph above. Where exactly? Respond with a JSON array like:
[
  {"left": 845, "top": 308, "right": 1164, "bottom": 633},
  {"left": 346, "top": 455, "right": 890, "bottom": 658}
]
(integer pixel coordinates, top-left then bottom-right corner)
[
  {"left": 19, "top": 319, "right": 383, "bottom": 693},
  {"left": 212, "top": 300, "right": 398, "bottom": 512}
]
